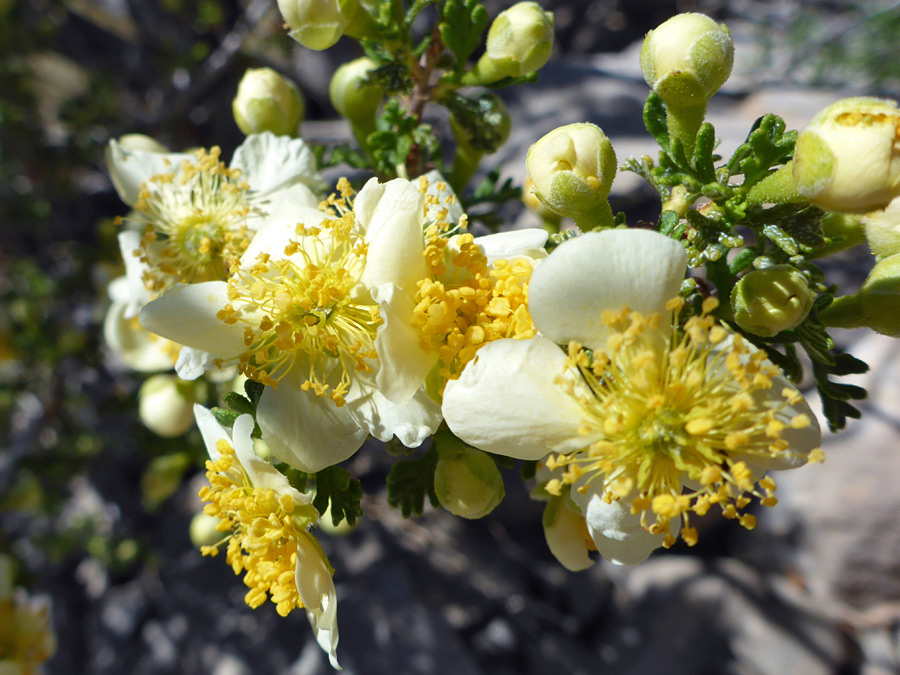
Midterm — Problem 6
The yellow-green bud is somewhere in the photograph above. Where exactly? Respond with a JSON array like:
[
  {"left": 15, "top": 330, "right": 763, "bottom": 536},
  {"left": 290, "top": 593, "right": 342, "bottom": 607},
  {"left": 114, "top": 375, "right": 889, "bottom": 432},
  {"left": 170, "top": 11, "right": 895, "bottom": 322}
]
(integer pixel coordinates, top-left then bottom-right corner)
[
  {"left": 807, "top": 212, "right": 866, "bottom": 259},
  {"left": 863, "top": 196, "right": 900, "bottom": 259},
  {"left": 317, "top": 502, "right": 358, "bottom": 536},
  {"left": 731, "top": 265, "right": 813, "bottom": 337},
  {"left": 470, "top": 2, "right": 554, "bottom": 83},
  {"left": 276, "top": 0, "right": 358, "bottom": 51},
  {"left": 793, "top": 97, "right": 900, "bottom": 214},
  {"left": 138, "top": 374, "right": 196, "bottom": 438},
  {"left": 116, "top": 134, "right": 168, "bottom": 153},
  {"left": 232, "top": 67, "right": 304, "bottom": 137},
  {"left": 434, "top": 443, "right": 505, "bottom": 519},
  {"left": 141, "top": 452, "right": 191, "bottom": 509},
  {"left": 328, "top": 57, "right": 384, "bottom": 125},
  {"left": 450, "top": 90, "right": 511, "bottom": 155},
  {"left": 190, "top": 511, "right": 223, "bottom": 548},
  {"left": 640, "top": 13, "right": 733, "bottom": 108},
  {"left": 821, "top": 253, "right": 900, "bottom": 336},
  {"left": 526, "top": 122, "right": 616, "bottom": 226}
]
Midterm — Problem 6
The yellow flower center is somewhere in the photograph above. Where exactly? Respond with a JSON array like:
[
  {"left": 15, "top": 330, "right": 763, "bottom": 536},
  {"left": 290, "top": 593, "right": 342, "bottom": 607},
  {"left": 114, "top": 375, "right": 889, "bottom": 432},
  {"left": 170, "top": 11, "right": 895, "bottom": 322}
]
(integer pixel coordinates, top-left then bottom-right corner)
[
  {"left": 545, "top": 296, "right": 820, "bottom": 548},
  {"left": 124, "top": 147, "right": 253, "bottom": 293},
  {"left": 216, "top": 183, "right": 380, "bottom": 406},
  {"left": 198, "top": 440, "right": 320, "bottom": 617},
  {"left": 412, "top": 229, "right": 536, "bottom": 384}
]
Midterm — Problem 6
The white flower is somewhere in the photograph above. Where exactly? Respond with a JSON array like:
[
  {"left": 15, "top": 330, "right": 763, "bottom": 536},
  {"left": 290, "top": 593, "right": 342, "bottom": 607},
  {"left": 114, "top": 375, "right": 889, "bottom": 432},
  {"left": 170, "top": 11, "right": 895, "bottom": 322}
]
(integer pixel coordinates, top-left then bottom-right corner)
[
  {"left": 106, "top": 132, "right": 323, "bottom": 297},
  {"left": 140, "top": 180, "right": 441, "bottom": 472},
  {"left": 194, "top": 405, "right": 340, "bottom": 669},
  {"left": 443, "top": 229, "right": 822, "bottom": 565}
]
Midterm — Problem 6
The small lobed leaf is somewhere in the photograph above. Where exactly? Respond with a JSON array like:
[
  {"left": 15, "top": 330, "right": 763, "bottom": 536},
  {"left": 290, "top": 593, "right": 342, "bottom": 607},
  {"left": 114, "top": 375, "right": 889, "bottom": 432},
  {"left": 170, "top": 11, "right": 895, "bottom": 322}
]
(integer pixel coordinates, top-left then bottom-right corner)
[
  {"left": 313, "top": 465, "right": 364, "bottom": 527},
  {"left": 386, "top": 445, "right": 439, "bottom": 517}
]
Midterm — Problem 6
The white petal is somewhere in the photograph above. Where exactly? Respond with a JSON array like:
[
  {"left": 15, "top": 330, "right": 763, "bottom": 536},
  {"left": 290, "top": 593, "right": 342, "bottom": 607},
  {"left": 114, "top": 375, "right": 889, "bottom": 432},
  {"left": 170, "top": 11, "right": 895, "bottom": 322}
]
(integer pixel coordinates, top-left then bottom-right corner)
[
  {"left": 372, "top": 284, "right": 436, "bottom": 404},
  {"left": 421, "top": 169, "right": 464, "bottom": 225},
  {"left": 543, "top": 499, "right": 594, "bottom": 572},
  {"left": 528, "top": 229, "right": 687, "bottom": 349},
  {"left": 296, "top": 533, "right": 340, "bottom": 669},
  {"left": 442, "top": 338, "right": 592, "bottom": 460},
  {"left": 103, "top": 302, "right": 177, "bottom": 372},
  {"left": 345, "top": 381, "right": 441, "bottom": 447},
  {"left": 360, "top": 179, "right": 428, "bottom": 294},
  {"left": 174, "top": 347, "right": 214, "bottom": 380},
  {"left": 247, "top": 183, "right": 320, "bottom": 231},
  {"left": 256, "top": 375, "right": 367, "bottom": 473},
  {"left": 139, "top": 282, "right": 247, "bottom": 358},
  {"left": 105, "top": 139, "right": 193, "bottom": 206},
  {"left": 477, "top": 229, "right": 549, "bottom": 265},
  {"left": 351, "top": 177, "right": 387, "bottom": 233},
  {"left": 240, "top": 207, "right": 326, "bottom": 266},
  {"left": 193, "top": 404, "right": 232, "bottom": 461},
  {"left": 114, "top": 231, "right": 152, "bottom": 316},
  {"left": 575, "top": 491, "right": 671, "bottom": 566},
  {"left": 230, "top": 133, "right": 323, "bottom": 196}
]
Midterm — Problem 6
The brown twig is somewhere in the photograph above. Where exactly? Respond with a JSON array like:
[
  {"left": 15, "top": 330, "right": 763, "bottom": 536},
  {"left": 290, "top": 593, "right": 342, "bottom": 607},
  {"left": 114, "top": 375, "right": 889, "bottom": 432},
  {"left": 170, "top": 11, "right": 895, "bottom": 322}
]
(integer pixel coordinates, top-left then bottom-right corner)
[{"left": 404, "top": 26, "right": 444, "bottom": 178}]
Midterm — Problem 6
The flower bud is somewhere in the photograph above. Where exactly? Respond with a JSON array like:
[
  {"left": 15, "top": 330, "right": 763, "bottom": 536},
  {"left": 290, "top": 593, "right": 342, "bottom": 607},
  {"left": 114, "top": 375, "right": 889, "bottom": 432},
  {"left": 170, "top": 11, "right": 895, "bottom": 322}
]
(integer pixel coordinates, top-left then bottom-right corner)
[
  {"left": 863, "top": 196, "right": 900, "bottom": 258},
  {"left": 328, "top": 57, "right": 384, "bottom": 126},
  {"left": 526, "top": 123, "right": 617, "bottom": 224},
  {"left": 190, "top": 511, "right": 223, "bottom": 548},
  {"left": 232, "top": 67, "right": 304, "bottom": 137},
  {"left": 141, "top": 452, "right": 191, "bottom": 509},
  {"left": 469, "top": 2, "right": 554, "bottom": 83},
  {"left": 449, "top": 90, "right": 511, "bottom": 155},
  {"left": 793, "top": 97, "right": 900, "bottom": 214},
  {"left": 276, "top": 0, "right": 358, "bottom": 51},
  {"left": 116, "top": 134, "right": 169, "bottom": 153},
  {"left": 640, "top": 13, "right": 733, "bottom": 108},
  {"left": 731, "top": 265, "right": 813, "bottom": 337},
  {"left": 820, "top": 253, "right": 900, "bottom": 336},
  {"left": 434, "top": 442, "right": 505, "bottom": 519},
  {"left": 138, "top": 374, "right": 196, "bottom": 438}
]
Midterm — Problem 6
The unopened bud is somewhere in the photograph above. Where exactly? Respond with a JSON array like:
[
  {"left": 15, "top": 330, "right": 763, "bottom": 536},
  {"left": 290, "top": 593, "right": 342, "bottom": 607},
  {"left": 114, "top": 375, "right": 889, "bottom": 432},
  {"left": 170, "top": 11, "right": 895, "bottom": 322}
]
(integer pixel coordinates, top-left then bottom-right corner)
[
  {"left": 468, "top": 2, "right": 554, "bottom": 84},
  {"left": 793, "top": 97, "right": 900, "bottom": 214},
  {"left": 328, "top": 57, "right": 384, "bottom": 125},
  {"left": 864, "top": 196, "right": 900, "bottom": 258},
  {"left": 640, "top": 13, "right": 733, "bottom": 108},
  {"left": 190, "top": 511, "right": 223, "bottom": 548},
  {"left": 731, "top": 265, "right": 813, "bottom": 337},
  {"left": 232, "top": 67, "right": 304, "bottom": 137},
  {"left": 434, "top": 442, "right": 505, "bottom": 519},
  {"left": 116, "top": 134, "right": 169, "bottom": 153},
  {"left": 526, "top": 123, "right": 616, "bottom": 226},
  {"left": 141, "top": 452, "right": 191, "bottom": 509},
  {"left": 138, "top": 374, "right": 196, "bottom": 438},
  {"left": 450, "top": 90, "right": 511, "bottom": 155},
  {"left": 276, "top": 0, "right": 358, "bottom": 51},
  {"left": 821, "top": 253, "right": 900, "bottom": 336}
]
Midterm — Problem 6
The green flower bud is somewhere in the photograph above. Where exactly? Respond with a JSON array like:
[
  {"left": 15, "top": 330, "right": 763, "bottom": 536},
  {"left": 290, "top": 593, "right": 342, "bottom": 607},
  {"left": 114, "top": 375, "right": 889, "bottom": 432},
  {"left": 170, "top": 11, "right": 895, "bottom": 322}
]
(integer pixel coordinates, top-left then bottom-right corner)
[
  {"left": 821, "top": 253, "right": 900, "bottom": 336},
  {"left": 138, "top": 374, "right": 196, "bottom": 438},
  {"left": 807, "top": 212, "right": 866, "bottom": 259},
  {"left": 276, "top": 0, "right": 358, "bottom": 51},
  {"left": 526, "top": 122, "right": 617, "bottom": 228},
  {"left": 317, "top": 502, "right": 358, "bottom": 536},
  {"left": 232, "top": 67, "right": 304, "bottom": 137},
  {"left": 863, "top": 196, "right": 900, "bottom": 258},
  {"left": 328, "top": 57, "right": 384, "bottom": 126},
  {"left": 731, "top": 265, "right": 813, "bottom": 337},
  {"left": 467, "top": 2, "right": 554, "bottom": 84},
  {"left": 449, "top": 90, "right": 511, "bottom": 155},
  {"left": 141, "top": 452, "right": 191, "bottom": 509},
  {"left": 190, "top": 511, "right": 223, "bottom": 548},
  {"left": 793, "top": 97, "right": 900, "bottom": 214},
  {"left": 640, "top": 13, "right": 733, "bottom": 108},
  {"left": 116, "top": 134, "right": 169, "bottom": 153},
  {"left": 434, "top": 442, "right": 505, "bottom": 519}
]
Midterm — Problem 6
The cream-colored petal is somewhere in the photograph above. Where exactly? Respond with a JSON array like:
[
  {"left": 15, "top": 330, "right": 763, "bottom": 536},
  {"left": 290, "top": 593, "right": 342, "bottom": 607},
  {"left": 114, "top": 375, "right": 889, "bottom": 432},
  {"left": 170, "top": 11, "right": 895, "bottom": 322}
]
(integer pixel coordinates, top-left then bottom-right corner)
[
  {"left": 528, "top": 229, "right": 687, "bottom": 349},
  {"left": 344, "top": 380, "right": 441, "bottom": 447},
  {"left": 103, "top": 303, "right": 177, "bottom": 372},
  {"left": 421, "top": 169, "right": 465, "bottom": 225},
  {"left": 477, "top": 229, "right": 549, "bottom": 265},
  {"left": 442, "top": 337, "right": 592, "bottom": 460},
  {"left": 230, "top": 132, "right": 323, "bottom": 196},
  {"left": 113, "top": 231, "right": 152, "bottom": 317},
  {"left": 361, "top": 180, "right": 428, "bottom": 294},
  {"left": 372, "top": 284, "right": 436, "bottom": 404},
  {"left": 575, "top": 491, "right": 672, "bottom": 566},
  {"left": 256, "top": 374, "right": 367, "bottom": 473},
  {"left": 240, "top": 207, "right": 326, "bottom": 266},
  {"left": 193, "top": 404, "right": 233, "bottom": 462},
  {"left": 296, "top": 532, "right": 340, "bottom": 669},
  {"left": 174, "top": 347, "right": 214, "bottom": 380},
  {"left": 247, "top": 183, "right": 320, "bottom": 231},
  {"left": 139, "top": 282, "right": 247, "bottom": 358},
  {"left": 105, "top": 140, "right": 193, "bottom": 206},
  {"left": 543, "top": 498, "right": 594, "bottom": 572},
  {"left": 351, "top": 177, "right": 386, "bottom": 234}
]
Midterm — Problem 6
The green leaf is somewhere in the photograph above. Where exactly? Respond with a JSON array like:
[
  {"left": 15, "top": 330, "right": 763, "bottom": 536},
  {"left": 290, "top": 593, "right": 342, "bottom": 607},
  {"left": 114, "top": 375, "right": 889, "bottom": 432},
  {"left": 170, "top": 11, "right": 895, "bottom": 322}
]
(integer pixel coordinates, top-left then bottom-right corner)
[
  {"left": 222, "top": 392, "right": 254, "bottom": 415},
  {"left": 727, "top": 114, "right": 795, "bottom": 187},
  {"left": 211, "top": 407, "right": 239, "bottom": 428},
  {"left": 643, "top": 92, "right": 669, "bottom": 152},
  {"left": 439, "top": 0, "right": 489, "bottom": 74},
  {"left": 244, "top": 379, "right": 265, "bottom": 407},
  {"left": 313, "top": 465, "right": 364, "bottom": 527},
  {"left": 386, "top": 445, "right": 439, "bottom": 517},
  {"left": 691, "top": 122, "right": 717, "bottom": 182}
]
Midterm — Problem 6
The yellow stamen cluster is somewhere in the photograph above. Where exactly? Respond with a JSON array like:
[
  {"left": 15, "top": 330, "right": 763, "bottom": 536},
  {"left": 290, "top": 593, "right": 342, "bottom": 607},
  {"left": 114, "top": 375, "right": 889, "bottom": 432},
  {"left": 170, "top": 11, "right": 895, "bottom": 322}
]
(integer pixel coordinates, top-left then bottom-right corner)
[
  {"left": 217, "top": 182, "right": 380, "bottom": 405},
  {"left": 198, "top": 440, "right": 319, "bottom": 617},
  {"left": 412, "top": 230, "right": 536, "bottom": 382},
  {"left": 0, "top": 592, "right": 55, "bottom": 674},
  {"left": 545, "top": 297, "right": 820, "bottom": 548},
  {"left": 125, "top": 147, "right": 253, "bottom": 293}
]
